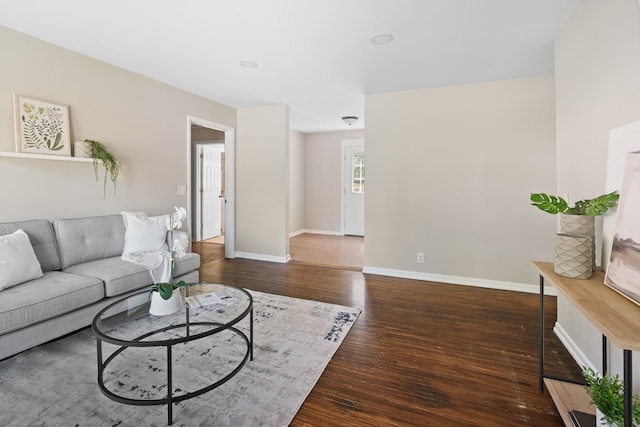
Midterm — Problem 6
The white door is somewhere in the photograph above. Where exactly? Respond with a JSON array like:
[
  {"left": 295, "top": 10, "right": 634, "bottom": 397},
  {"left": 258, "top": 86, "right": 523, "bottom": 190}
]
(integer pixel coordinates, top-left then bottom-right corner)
[
  {"left": 198, "top": 143, "right": 224, "bottom": 240},
  {"left": 344, "top": 145, "right": 365, "bottom": 236}
]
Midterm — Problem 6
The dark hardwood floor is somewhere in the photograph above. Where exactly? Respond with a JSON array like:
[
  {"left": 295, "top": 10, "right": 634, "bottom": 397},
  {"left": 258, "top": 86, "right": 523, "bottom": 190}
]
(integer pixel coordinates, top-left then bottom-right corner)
[{"left": 193, "top": 242, "right": 582, "bottom": 426}]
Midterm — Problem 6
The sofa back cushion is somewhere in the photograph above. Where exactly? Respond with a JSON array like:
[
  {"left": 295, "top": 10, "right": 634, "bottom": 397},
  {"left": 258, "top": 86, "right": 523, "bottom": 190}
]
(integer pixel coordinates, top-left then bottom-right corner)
[
  {"left": 54, "top": 214, "right": 125, "bottom": 269},
  {"left": 0, "top": 219, "right": 61, "bottom": 272}
]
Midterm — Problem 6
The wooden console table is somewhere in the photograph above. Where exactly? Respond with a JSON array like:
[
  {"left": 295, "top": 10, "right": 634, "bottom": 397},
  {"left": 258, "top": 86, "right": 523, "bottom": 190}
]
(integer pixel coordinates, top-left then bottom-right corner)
[{"left": 534, "top": 261, "right": 640, "bottom": 427}]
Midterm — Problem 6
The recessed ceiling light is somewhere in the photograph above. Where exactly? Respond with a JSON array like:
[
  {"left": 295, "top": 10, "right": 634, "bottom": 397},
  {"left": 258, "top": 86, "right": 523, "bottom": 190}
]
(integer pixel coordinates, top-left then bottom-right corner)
[
  {"left": 239, "top": 60, "right": 259, "bottom": 68},
  {"left": 370, "top": 33, "right": 394, "bottom": 45}
]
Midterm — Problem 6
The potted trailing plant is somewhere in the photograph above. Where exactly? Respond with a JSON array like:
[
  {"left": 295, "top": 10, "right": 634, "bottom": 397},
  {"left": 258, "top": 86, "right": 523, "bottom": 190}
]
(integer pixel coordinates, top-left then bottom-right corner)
[
  {"left": 530, "top": 192, "right": 619, "bottom": 278},
  {"left": 84, "top": 139, "right": 121, "bottom": 198},
  {"left": 149, "top": 207, "right": 189, "bottom": 316},
  {"left": 582, "top": 367, "right": 640, "bottom": 426}
]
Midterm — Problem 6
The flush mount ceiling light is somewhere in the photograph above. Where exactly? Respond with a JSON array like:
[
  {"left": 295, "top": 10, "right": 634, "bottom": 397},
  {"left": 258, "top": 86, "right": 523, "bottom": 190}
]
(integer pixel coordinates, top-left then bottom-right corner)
[
  {"left": 342, "top": 116, "right": 358, "bottom": 126},
  {"left": 239, "top": 60, "right": 258, "bottom": 68},
  {"left": 370, "top": 33, "right": 394, "bottom": 45}
]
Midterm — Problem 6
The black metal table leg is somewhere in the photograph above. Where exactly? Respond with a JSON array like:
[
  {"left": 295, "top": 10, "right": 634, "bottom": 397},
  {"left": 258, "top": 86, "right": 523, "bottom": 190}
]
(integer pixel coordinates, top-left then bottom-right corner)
[
  {"left": 250, "top": 306, "right": 254, "bottom": 361},
  {"left": 603, "top": 335, "right": 608, "bottom": 376},
  {"left": 167, "top": 345, "right": 173, "bottom": 425},
  {"left": 540, "top": 274, "right": 545, "bottom": 391},
  {"left": 624, "top": 349, "right": 632, "bottom": 427},
  {"left": 96, "top": 339, "right": 103, "bottom": 377}
]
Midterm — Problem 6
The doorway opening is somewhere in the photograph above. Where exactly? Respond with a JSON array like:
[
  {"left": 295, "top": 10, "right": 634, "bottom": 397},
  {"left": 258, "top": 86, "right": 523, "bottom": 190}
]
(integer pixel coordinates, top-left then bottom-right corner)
[
  {"left": 289, "top": 138, "right": 365, "bottom": 271},
  {"left": 187, "top": 116, "right": 235, "bottom": 258}
]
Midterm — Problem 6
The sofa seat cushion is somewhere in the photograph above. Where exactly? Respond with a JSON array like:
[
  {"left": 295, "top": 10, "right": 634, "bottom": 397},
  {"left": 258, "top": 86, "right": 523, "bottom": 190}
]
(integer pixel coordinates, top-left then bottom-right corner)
[
  {"left": 62, "top": 256, "right": 153, "bottom": 297},
  {"left": 0, "top": 271, "right": 104, "bottom": 335},
  {"left": 64, "top": 253, "right": 200, "bottom": 298},
  {"left": 173, "top": 253, "right": 200, "bottom": 279}
]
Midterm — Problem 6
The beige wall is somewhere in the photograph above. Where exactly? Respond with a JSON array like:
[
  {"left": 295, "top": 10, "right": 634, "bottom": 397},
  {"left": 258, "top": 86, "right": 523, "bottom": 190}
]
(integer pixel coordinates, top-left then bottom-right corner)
[
  {"left": 364, "top": 76, "right": 557, "bottom": 286},
  {"left": 304, "top": 130, "right": 365, "bottom": 233},
  {"left": 236, "top": 104, "right": 289, "bottom": 260},
  {"left": 555, "top": 0, "right": 640, "bottom": 381},
  {"left": 0, "top": 26, "right": 236, "bottom": 222},
  {"left": 289, "top": 129, "right": 305, "bottom": 234}
]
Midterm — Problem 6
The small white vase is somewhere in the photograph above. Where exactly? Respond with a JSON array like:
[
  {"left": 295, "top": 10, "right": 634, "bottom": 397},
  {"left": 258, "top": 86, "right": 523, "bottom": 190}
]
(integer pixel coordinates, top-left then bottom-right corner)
[
  {"left": 149, "top": 288, "right": 185, "bottom": 316},
  {"left": 73, "top": 141, "right": 92, "bottom": 158}
]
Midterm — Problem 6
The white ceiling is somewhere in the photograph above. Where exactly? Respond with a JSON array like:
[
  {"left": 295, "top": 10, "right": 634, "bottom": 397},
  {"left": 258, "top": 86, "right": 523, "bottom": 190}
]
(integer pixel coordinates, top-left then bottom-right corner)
[{"left": 0, "top": 0, "right": 584, "bottom": 133}]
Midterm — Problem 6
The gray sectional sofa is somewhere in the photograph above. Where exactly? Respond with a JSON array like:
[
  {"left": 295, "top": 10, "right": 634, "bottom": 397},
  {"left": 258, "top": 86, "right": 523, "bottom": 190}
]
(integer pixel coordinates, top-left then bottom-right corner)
[{"left": 0, "top": 214, "right": 200, "bottom": 360}]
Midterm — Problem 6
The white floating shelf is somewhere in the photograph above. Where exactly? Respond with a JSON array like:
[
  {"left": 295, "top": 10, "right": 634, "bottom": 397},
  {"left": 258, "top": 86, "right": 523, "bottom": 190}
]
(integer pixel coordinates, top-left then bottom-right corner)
[{"left": 0, "top": 152, "right": 94, "bottom": 163}]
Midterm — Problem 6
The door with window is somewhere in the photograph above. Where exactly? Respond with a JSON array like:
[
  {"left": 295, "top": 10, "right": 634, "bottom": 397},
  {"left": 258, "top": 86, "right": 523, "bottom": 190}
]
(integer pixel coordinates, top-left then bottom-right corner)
[{"left": 344, "top": 144, "right": 365, "bottom": 236}]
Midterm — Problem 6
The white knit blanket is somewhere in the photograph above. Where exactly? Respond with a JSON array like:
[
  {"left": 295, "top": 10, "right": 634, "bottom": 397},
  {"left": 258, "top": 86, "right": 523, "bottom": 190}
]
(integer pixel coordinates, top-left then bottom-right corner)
[
  {"left": 121, "top": 229, "right": 189, "bottom": 283},
  {"left": 121, "top": 250, "right": 172, "bottom": 283}
]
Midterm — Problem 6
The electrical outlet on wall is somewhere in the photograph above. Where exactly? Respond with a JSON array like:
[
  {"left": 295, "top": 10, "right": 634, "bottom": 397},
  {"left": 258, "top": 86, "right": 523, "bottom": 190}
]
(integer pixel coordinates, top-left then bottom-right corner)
[{"left": 417, "top": 252, "right": 424, "bottom": 263}]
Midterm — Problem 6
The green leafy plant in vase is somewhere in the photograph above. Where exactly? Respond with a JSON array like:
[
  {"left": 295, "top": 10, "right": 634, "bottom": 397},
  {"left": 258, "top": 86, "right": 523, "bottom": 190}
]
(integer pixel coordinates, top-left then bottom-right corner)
[
  {"left": 84, "top": 139, "right": 121, "bottom": 198},
  {"left": 150, "top": 281, "right": 186, "bottom": 300},
  {"left": 530, "top": 192, "right": 619, "bottom": 216},
  {"left": 583, "top": 367, "right": 640, "bottom": 426},
  {"left": 530, "top": 191, "right": 619, "bottom": 278}
]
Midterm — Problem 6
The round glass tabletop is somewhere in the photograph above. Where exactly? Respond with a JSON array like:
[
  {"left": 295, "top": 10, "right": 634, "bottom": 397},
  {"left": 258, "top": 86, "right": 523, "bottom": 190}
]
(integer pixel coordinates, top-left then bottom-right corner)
[{"left": 92, "top": 282, "right": 252, "bottom": 346}]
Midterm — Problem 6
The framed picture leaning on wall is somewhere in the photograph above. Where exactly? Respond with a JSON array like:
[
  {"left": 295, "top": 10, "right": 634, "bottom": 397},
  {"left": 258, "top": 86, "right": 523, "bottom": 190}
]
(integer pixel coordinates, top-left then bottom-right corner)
[
  {"left": 605, "top": 151, "right": 640, "bottom": 305},
  {"left": 13, "top": 94, "right": 71, "bottom": 156}
]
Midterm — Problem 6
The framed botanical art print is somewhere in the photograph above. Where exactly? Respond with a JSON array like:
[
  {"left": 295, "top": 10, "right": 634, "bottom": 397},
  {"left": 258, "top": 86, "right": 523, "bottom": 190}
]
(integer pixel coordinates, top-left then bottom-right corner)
[{"left": 13, "top": 94, "right": 71, "bottom": 156}]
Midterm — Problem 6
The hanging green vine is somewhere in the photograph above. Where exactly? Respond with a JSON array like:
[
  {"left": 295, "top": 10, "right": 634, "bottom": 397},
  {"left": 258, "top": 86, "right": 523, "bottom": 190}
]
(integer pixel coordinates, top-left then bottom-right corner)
[{"left": 85, "top": 139, "right": 121, "bottom": 197}]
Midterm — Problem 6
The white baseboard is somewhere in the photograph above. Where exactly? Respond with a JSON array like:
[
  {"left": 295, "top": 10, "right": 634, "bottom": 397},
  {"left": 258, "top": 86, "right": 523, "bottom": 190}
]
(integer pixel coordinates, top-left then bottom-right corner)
[
  {"left": 361, "top": 266, "right": 557, "bottom": 296},
  {"left": 235, "top": 252, "right": 290, "bottom": 264},
  {"left": 554, "top": 321, "right": 594, "bottom": 371},
  {"left": 290, "top": 229, "right": 343, "bottom": 237}
]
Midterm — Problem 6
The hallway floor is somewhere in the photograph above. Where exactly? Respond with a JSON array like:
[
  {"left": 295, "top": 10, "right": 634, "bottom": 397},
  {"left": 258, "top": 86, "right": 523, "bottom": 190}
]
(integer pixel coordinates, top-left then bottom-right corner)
[{"left": 289, "top": 233, "right": 363, "bottom": 271}]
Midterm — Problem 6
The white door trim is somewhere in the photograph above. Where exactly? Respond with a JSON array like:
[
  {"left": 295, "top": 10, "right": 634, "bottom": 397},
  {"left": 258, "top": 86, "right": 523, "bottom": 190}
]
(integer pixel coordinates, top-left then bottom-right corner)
[
  {"left": 187, "top": 116, "right": 236, "bottom": 258},
  {"left": 340, "top": 139, "right": 365, "bottom": 235}
]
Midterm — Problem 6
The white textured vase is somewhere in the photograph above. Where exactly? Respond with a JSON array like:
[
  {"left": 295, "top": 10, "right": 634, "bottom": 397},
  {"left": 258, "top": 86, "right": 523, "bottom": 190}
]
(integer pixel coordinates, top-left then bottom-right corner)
[
  {"left": 554, "top": 234, "right": 593, "bottom": 279},
  {"left": 73, "top": 141, "right": 92, "bottom": 158},
  {"left": 560, "top": 214, "right": 596, "bottom": 272},
  {"left": 149, "top": 288, "right": 185, "bottom": 316}
]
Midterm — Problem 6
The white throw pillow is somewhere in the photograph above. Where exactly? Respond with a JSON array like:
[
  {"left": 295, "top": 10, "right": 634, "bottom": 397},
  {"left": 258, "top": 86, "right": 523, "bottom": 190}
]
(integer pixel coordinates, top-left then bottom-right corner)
[
  {"left": 0, "top": 229, "right": 44, "bottom": 291},
  {"left": 121, "top": 211, "right": 169, "bottom": 254}
]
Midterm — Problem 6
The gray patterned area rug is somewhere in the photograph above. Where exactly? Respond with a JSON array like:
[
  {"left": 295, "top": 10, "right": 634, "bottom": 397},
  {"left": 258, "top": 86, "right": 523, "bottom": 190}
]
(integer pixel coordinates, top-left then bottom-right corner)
[{"left": 0, "top": 290, "right": 360, "bottom": 427}]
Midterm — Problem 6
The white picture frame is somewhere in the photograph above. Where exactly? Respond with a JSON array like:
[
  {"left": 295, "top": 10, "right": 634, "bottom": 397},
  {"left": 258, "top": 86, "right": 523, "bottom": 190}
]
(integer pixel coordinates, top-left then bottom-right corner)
[
  {"left": 605, "top": 151, "right": 640, "bottom": 306},
  {"left": 13, "top": 94, "right": 71, "bottom": 157}
]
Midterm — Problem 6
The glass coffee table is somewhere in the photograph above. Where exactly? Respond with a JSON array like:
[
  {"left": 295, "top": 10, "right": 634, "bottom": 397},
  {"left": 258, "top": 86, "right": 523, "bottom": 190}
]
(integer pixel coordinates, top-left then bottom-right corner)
[{"left": 92, "top": 282, "right": 253, "bottom": 425}]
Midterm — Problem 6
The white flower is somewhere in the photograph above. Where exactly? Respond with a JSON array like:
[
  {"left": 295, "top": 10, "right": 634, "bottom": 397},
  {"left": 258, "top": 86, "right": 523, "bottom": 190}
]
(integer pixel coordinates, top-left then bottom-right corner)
[
  {"left": 165, "top": 207, "right": 188, "bottom": 285},
  {"left": 169, "top": 206, "right": 187, "bottom": 230},
  {"left": 167, "top": 206, "right": 187, "bottom": 230},
  {"left": 172, "top": 232, "right": 189, "bottom": 259}
]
